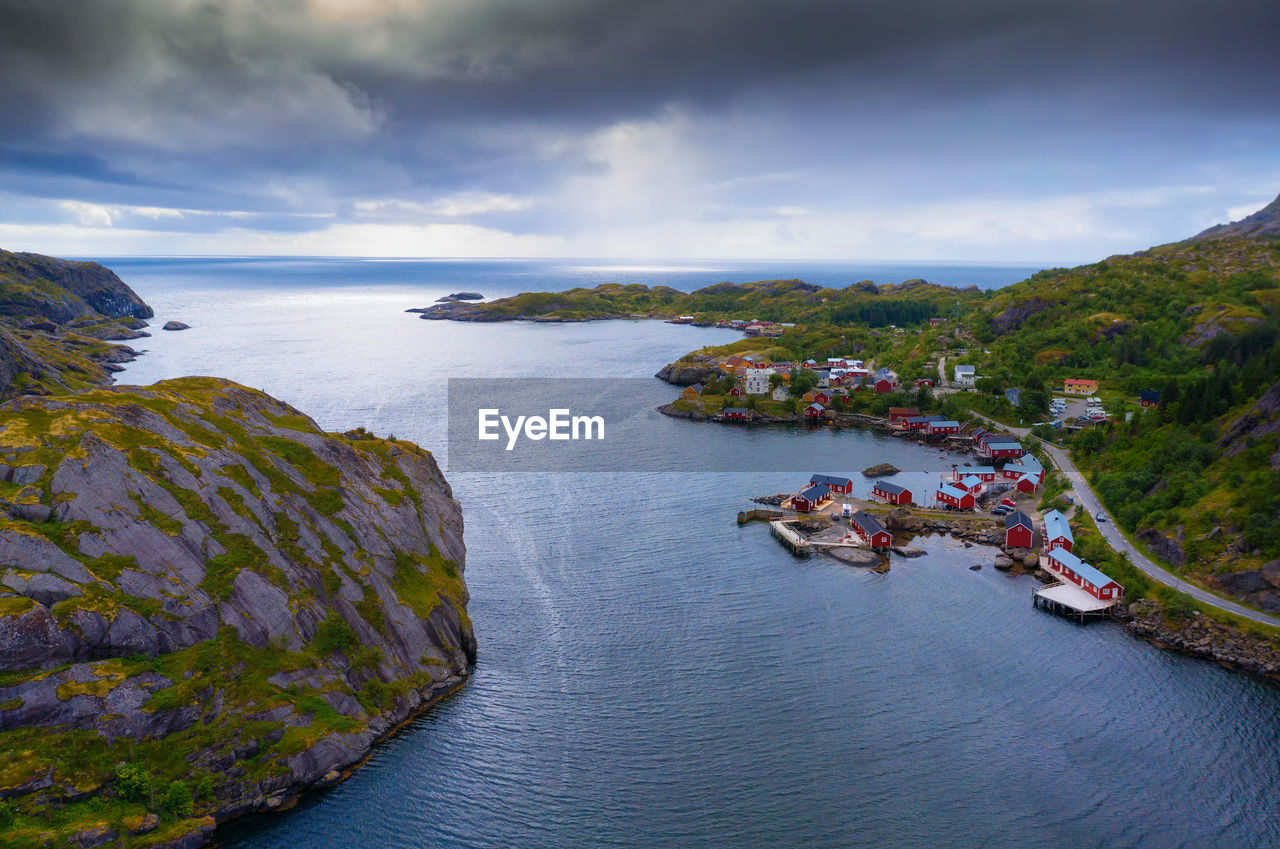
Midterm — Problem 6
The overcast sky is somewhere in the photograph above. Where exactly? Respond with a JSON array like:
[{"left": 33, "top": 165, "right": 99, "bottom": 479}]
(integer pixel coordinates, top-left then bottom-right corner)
[{"left": 1, "top": 0, "right": 1278, "bottom": 261}]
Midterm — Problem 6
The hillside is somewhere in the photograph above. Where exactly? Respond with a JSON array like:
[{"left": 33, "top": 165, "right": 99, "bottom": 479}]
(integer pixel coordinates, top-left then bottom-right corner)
[{"left": 0, "top": 258, "right": 473, "bottom": 847}]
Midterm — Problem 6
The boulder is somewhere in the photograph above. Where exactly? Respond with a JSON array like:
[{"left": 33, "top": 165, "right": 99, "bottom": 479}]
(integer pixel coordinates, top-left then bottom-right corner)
[
  {"left": 891, "top": 546, "right": 926, "bottom": 558},
  {"left": 862, "top": 463, "right": 900, "bottom": 477},
  {"left": 993, "top": 554, "right": 1014, "bottom": 570},
  {"left": 162, "top": 320, "right": 190, "bottom": 331},
  {"left": 884, "top": 508, "right": 922, "bottom": 532},
  {"left": 827, "top": 547, "right": 884, "bottom": 568}
]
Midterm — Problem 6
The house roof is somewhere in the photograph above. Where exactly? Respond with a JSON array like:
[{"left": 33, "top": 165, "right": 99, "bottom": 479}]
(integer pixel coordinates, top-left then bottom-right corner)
[
  {"left": 930, "top": 420, "right": 960, "bottom": 428},
  {"left": 873, "top": 480, "right": 908, "bottom": 496},
  {"left": 810, "top": 473, "right": 853, "bottom": 488},
  {"left": 1048, "top": 547, "right": 1119, "bottom": 589},
  {"left": 937, "top": 483, "right": 969, "bottom": 500},
  {"left": 806, "top": 403, "right": 825, "bottom": 412},
  {"left": 797, "top": 483, "right": 831, "bottom": 502},
  {"left": 851, "top": 510, "right": 888, "bottom": 537},
  {"left": 687, "top": 383, "right": 703, "bottom": 392},
  {"left": 1139, "top": 389, "right": 1162, "bottom": 402},
  {"left": 969, "top": 466, "right": 995, "bottom": 475},
  {"left": 906, "top": 416, "right": 933, "bottom": 424},
  {"left": 1065, "top": 378, "right": 1097, "bottom": 386},
  {"left": 954, "top": 365, "right": 975, "bottom": 374},
  {"left": 1005, "top": 510, "right": 1033, "bottom": 531},
  {"left": 960, "top": 475, "right": 982, "bottom": 489},
  {"left": 723, "top": 407, "right": 750, "bottom": 415},
  {"left": 1043, "top": 509, "right": 1073, "bottom": 543},
  {"left": 987, "top": 441, "right": 1022, "bottom": 451}
]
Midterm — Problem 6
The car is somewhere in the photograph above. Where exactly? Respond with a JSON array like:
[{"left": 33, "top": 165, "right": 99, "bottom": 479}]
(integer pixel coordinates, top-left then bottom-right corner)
[{"left": 1096, "top": 511, "right": 1106, "bottom": 522}]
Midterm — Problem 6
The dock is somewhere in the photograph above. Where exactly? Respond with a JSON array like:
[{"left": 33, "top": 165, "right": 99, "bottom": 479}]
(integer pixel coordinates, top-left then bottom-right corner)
[
  {"left": 1032, "top": 581, "right": 1118, "bottom": 624},
  {"left": 770, "top": 520, "right": 814, "bottom": 555}
]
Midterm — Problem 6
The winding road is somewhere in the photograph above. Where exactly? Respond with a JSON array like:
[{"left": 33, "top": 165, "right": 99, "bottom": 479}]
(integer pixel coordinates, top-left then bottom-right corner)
[{"left": 974, "top": 412, "right": 1280, "bottom": 629}]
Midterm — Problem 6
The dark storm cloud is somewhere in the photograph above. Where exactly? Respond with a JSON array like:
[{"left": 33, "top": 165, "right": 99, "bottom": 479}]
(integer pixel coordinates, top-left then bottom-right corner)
[{"left": 0, "top": 0, "right": 1277, "bottom": 250}]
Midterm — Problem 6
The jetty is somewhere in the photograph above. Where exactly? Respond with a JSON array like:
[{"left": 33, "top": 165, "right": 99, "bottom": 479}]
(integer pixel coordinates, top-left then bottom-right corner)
[{"left": 1033, "top": 581, "right": 1118, "bottom": 624}]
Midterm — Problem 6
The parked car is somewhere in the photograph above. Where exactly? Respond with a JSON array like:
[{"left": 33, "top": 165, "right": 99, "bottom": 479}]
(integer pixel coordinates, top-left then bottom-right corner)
[{"left": 1096, "top": 511, "right": 1106, "bottom": 522}]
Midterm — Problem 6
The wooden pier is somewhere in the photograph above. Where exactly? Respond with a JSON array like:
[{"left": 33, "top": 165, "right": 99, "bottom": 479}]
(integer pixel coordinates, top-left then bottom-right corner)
[
  {"left": 738, "top": 508, "right": 785, "bottom": 524},
  {"left": 770, "top": 520, "right": 814, "bottom": 555},
  {"left": 1032, "top": 581, "right": 1117, "bottom": 625}
]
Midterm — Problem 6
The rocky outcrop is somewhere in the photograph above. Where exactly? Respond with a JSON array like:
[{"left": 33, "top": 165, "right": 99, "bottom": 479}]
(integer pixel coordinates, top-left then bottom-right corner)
[
  {"left": 861, "top": 463, "right": 900, "bottom": 477},
  {"left": 162, "top": 320, "right": 191, "bottom": 331},
  {"left": 1210, "top": 561, "right": 1280, "bottom": 613},
  {"left": 990, "top": 297, "right": 1053, "bottom": 336},
  {"left": 0, "top": 378, "right": 472, "bottom": 846},
  {"left": 1190, "top": 192, "right": 1280, "bottom": 242},
  {"left": 435, "top": 292, "right": 483, "bottom": 302},
  {"left": 1219, "top": 380, "right": 1280, "bottom": 469},
  {"left": 0, "top": 249, "right": 152, "bottom": 399},
  {"left": 1124, "top": 598, "right": 1280, "bottom": 679},
  {"left": 1139, "top": 526, "right": 1187, "bottom": 567},
  {"left": 655, "top": 360, "right": 717, "bottom": 386},
  {"left": 0, "top": 249, "right": 152, "bottom": 323}
]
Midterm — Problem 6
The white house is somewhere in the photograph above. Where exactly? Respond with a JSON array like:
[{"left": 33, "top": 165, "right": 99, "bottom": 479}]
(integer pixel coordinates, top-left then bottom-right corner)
[
  {"left": 744, "top": 370, "right": 772, "bottom": 396},
  {"left": 771, "top": 384, "right": 790, "bottom": 402},
  {"left": 954, "top": 364, "right": 977, "bottom": 388}
]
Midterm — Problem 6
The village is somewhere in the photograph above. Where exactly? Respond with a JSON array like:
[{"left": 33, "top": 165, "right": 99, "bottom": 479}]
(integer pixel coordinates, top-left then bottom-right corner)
[{"left": 743, "top": 451, "right": 1125, "bottom": 624}]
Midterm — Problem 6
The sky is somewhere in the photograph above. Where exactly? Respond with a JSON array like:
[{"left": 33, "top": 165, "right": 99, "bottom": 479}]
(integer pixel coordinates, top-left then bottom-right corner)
[{"left": 1, "top": 0, "right": 1278, "bottom": 262}]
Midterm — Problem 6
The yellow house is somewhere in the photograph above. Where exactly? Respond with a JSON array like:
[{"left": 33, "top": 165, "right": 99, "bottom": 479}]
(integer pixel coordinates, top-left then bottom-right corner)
[
  {"left": 681, "top": 383, "right": 704, "bottom": 400},
  {"left": 1064, "top": 379, "right": 1099, "bottom": 395}
]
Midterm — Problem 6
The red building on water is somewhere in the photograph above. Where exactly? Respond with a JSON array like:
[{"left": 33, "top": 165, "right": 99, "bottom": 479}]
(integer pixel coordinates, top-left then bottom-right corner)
[
  {"left": 810, "top": 473, "right": 853, "bottom": 496},
  {"left": 850, "top": 511, "right": 893, "bottom": 549}
]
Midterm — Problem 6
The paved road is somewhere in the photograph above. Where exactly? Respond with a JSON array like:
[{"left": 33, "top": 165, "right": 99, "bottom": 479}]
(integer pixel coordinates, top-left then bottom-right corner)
[
  {"left": 936, "top": 355, "right": 947, "bottom": 388},
  {"left": 971, "top": 412, "right": 1280, "bottom": 629}
]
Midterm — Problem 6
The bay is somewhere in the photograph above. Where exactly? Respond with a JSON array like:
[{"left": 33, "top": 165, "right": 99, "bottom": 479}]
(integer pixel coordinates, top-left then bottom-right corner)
[{"left": 108, "top": 258, "right": 1280, "bottom": 849}]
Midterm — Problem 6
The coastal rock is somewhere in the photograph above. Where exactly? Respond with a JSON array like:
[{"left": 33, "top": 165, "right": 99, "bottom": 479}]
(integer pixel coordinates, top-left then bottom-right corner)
[
  {"left": 655, "top": 361, "right": 717, "bottom": 386},
  {"left": 884, "top": 508, "right": 922, "bottom": 532},
  {"left": 827, "top": 547, "right": 884, "bottom": 568},
  {"left": 162, "top": 320, "right": 191, "bottom": 331},
  {"left": 891, "top": 546, "right": 926, "bottom": 558},
  {"left": 1211, "top": 568, "right": 1280, "bottom": 613},
  {"left": 435, "top": 292, "right": 483, "bottom": 302},
  {"left": 1124, "top": 598, "right": 1280, "bottom": 678},
  {"left": 0, "top": 378, "right": 474, "bottom": 840},
  {"left": 861, "top": 462, "right": 900, "bottom": 477},
  {"left": 993, "top": 554, "right": 1014, "bottom": 570},
  {"left": 969, "top": 564, "right": 982, "bottom": 571}
]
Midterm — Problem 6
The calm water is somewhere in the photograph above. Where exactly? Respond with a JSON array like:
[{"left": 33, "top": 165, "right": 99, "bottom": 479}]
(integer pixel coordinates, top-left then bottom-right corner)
[{"left": 106, "top": 258, "right": 1280, "bottom": 849}]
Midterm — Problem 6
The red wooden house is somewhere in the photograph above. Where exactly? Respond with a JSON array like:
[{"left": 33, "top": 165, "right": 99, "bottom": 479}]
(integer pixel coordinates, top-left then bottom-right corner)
[
  {"left": 1015, "top": 474, "right": 1038, "bottom": 493},
  {"left": 874, "top": 378, "right": 894, "bottom": 393},
  {"left": 957, "top": 475, "right": 984, "bottom": 494},
  {"left": 850, "top": 511, "right": 893, "bottom": 549},
  {"left": 1139, "top": 389, "right": 1162, "bottom": 408},
  {"left": 982, "top": 441, "right": 1023, "bottom": 459},
  {"left": 871, "top": 480, "right": 913, "bottom": 506},
  {"left": 728, "top": 386, "right": 742, "bottom": 397},
  {"left": 936, "top": 483, "right": 975, "bottom": 510},
  {"left": 1005, "top": 511, "right": 1034, "bottom": 549},
  {"left": 927, "top": 420, "right": 961, "bottom": 436},
  {"left": 804, "top": 403, "right": 826, "bottom": 418},
  {"left": 1042, "top": 509, "right": 1073, "bottom": 552},
  {"left": 810, "top": 474, "right": 853, "bottom": 496},
  {"left": 888, "top": 406, "right": 920, "bottom": 422},
  {"left": 1044, "top": 548, "right": 1123, "bottom": 601},
  {"left": 791, "top": 483, "right": 831, "bottom": 513},
  {"left": 723, "top": 407, "right": 751, "bottom": 421}
]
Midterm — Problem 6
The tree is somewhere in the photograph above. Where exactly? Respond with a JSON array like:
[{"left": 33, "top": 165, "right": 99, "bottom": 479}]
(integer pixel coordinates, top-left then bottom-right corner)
[
  {"left": 769, "top": 372, "right": 785, "bottom": 391},
  {"left": 790, "top": 368, "right": 818, "bottom": 395}
]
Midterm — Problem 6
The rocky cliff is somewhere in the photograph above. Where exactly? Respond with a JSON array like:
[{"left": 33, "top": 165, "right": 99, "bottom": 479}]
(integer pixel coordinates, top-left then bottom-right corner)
[
  {"left": 0, "top": 378, "right": 473, "bottom": 846},
  {"left": 1, "top": 249, "right": 153, "bottom": 399},
  {"left": 0, "top": 255, "right": 473, "bottom": 847}
]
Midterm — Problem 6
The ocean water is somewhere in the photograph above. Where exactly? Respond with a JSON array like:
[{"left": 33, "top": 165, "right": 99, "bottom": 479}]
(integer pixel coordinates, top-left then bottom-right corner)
[{"left": 106, "top": 258, "right": 1280, "bottom": 849}]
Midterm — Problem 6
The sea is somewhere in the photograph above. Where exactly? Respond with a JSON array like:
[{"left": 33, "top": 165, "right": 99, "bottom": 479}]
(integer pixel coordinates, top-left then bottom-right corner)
[{"left": 103, "top": 257, "right": 1280, "bottom": 849}]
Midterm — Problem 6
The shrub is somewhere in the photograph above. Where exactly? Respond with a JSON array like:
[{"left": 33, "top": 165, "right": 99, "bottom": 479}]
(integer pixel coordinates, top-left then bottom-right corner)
[
  {"left": 164, "top": 780, "right": 194, "bottom": 818},
  {"left": 114, "top": 761, "right": 152, "bottom": 805}
]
